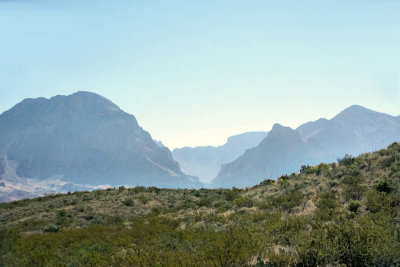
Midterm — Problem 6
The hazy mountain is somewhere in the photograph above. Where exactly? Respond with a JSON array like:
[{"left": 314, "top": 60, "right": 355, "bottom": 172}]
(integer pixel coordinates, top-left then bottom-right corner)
[
  {"left": 212, "top": 124, "right": 323, "bottom": 188},
  {"left": 212, "top": 105, "right": 400, "bottom": 188},
  {"left": 172, "top": 131, "right": 267, "bottom": 183},
  {"left": 0, "top": 92, "right": 200, "bottom": 201},
  {"left": 298, "top": 105, "right": 400, "bottom": 157}
]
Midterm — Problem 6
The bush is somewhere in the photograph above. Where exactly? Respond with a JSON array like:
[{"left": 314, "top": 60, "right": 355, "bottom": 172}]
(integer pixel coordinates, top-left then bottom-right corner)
[
  {"left": 139, "top": 195, "right": 149, "bottom": 204},
  {"left": 375, "top": 178, "right": 395, "bottom": 194},
  {"left": 118, "top": 186, "right": 126, "bottom": 192},
  {"left": 225, "top": 189, "right": 240, "bottom": 201},
  {"left": 123, "top": 198, "right": 134, "bottom": 206},
  {"left": 259, "top": 179, "right": 276, "bottom": 186},
  {"left": 44, "top": 224, "right": 59, "bottom": 233},
  {"left": 342, "top": 176, "right": 366, "bottom": 201},
  {"left": 338, "top": 154, "right": 354, "bottom": 166},
  {"left": 197, "top": 198, "right": 211, "bottom": 207},
  {"left": 366, "top": 191, "right": 393, "bottom": 213},
  {"left": 234, "top": 197, "right": 253, "bottom": 208},
  {"left": 348, "top": 200, "right": 361, "bottom": 213}
]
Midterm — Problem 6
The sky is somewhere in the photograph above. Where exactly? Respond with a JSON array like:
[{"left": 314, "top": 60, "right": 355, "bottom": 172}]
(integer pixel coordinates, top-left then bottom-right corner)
[{"left": 1, "top": 0, "right": 399, "bottom": 149}]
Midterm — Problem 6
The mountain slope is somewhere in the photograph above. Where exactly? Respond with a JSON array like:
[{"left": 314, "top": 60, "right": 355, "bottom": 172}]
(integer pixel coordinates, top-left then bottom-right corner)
[
  {"left": 172, "top": 131, "right": 267, "bottom": 183},
  {"left": 213, "top": 105, "right": 400, "bottom": 187},
  {"left": 298, "top": 105, "right": 400, "bottom": 156},
  {"left": 0, "top": 92, "right": 200, "bottom": 197},
  {"left": 212, "top": 124, "right": 323, "bottom": 187}
]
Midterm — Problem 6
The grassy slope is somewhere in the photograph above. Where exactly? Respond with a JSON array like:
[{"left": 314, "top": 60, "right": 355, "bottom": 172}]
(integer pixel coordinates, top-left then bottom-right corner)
[{"left": 1, "top": 143, "right": 400, "bottom": 266}]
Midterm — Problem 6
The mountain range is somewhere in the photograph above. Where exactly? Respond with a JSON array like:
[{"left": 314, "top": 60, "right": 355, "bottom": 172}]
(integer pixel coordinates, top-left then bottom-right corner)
[
  {"left": 1, "top": 92, "right": 399, "bottom": 201},
  {"left": 0, "top": 92, "right": 200, "bottom": 201},
  {"left": 211, "top": 105, "right": 400, "bottom": 187},
  {"left": 172, "top": 131, "right": 267, "bottom": 183}
]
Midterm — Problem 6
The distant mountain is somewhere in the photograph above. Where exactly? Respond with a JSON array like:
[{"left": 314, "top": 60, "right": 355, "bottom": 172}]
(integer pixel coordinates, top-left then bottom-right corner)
[
  {"left": 212, "top": 124, "right": 323, "bottom": 188},
  {"left": 212, "top": 105, "right": 400, "bottom": 188},
  {"left": 0, "top": 92, "right": 200, "bottom": 201},
  {"left": 172, "top": 131, "right": 267, "bottom": 183}
]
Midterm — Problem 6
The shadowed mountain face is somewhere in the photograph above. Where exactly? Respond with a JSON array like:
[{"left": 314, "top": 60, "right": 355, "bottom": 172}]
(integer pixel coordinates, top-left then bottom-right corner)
[
  {"left": 212, "top": 124, "right": 323, "bottom": 188},
  {"left": 172, "top": 131, "right": 267, "bottom": 183},
  {"left": 0, "top": 92, "right": 200, "bottom": 192},
  {"left": 212, "top": 106, "right": 400, "bottom": 188}
]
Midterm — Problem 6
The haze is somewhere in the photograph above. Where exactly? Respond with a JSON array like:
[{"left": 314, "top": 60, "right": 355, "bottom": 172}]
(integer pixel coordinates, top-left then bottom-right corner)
[{"left": 1, "top": 0, "right": 399, "bottom": 149}]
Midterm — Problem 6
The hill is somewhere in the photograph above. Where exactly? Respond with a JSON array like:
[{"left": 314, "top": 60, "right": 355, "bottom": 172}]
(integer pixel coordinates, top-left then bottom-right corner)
[
  {"left": 172, "top": 131, "right": 267, "bottom": 183},
  {"left": 1, "top": 143, "right": 399, "bottom": 266},
  {"left": 0, "top": 92, "right": 201, "bottom": 201}
]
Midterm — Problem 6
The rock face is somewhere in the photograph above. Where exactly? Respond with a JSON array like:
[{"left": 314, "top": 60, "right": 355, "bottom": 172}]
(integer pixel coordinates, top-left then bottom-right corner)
[
  {"left": 0, "top": 92, "right": 200, "bottom": 193},
  {"left": 172, "top": 131, "right": 267, "bottom": 183},
  {"left": 212, "top": 106, "right": 400, "bottom": 188}
]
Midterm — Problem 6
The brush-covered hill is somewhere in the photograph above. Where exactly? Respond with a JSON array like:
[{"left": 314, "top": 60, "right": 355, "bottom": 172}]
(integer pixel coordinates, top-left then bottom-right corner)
[
  {"left": 0, "top": 92, "right": 201, "bottom": 201},
  {"left": 1, "top": 143, "right": 400, "bottom": 266}
]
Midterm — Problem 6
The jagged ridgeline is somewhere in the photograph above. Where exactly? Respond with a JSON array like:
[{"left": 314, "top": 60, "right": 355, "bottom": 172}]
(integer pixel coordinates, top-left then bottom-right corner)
[{"left": 1, "top": 143, "right": 399, "bottom": 266}]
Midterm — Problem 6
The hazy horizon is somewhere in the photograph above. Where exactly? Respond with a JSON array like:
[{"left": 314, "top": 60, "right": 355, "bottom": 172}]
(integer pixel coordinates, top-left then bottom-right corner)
[{"left": 1, "top": 0, "right": 399, "bottom": 149}]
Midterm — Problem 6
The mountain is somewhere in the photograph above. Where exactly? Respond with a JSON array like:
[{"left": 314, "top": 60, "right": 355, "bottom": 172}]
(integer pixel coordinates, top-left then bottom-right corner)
[
  {"left": 212, "top": 105, "right": 400, "bottom": 188},
  {"left": 0, "top": 92, "right": 200, "bottom": 201},
  {"left": 298, "top": 105, "right": 400, "bottom": 157},
  {"left": 212, "top": 124, "right": 323, "bottom": 188},
  {"left": 172, "top": 131, "right": 267, "bottom": 183}
]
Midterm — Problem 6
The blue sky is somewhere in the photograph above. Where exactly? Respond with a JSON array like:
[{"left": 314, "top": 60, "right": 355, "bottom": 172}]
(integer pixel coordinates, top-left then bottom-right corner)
[{"left": 1, "top": 0, "right": 399, "bottom": 149}]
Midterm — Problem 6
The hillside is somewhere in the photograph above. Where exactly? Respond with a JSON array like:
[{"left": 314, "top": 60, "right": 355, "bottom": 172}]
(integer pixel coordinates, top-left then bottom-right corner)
[
  {"left": 213, "top": 105, "right": 400, "bottom": 187},
  {"left": 0, "top": 92, "right": 201, "bottom": 201},
  {"left": 1, "top": 143, "right": 399, "bottom": 266},
  {"left": 172, "top": 131, "right": 267, "bottom": 183}
]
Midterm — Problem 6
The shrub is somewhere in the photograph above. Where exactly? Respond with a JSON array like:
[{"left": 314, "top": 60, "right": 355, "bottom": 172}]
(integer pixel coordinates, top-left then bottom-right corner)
[
  {"left": 338, "top": 154, "right": 354, "bottom": 166},
  {"left": 197, "top": 198, "right": 211, "bottom": 207},
  {"left": 348, "top": 200, "right": 361, "bottom": 213},
  {"left": 375, "top": 178, "right": 395, "bottom": 194},
  {"left": 123, "top": 198, "right": 134, "bottom": 206},
  {"left": 57, "top": 209, "right": 67, "bottom": 217},
  {"left": 366, "top": 191, "right": 393, "bottom": 213},
  {"left": 139, "top": 195, "right": 149, "bottom": 204},
  {"left": 44, "top": 224, "right": 59, "bottom": 233},
  {"left": 259, "top": 179, "right": 275, "bottom": 186},
  {"left": 342, "top": 176, "right": 366, "bottom": 201},
  {"left": 151, "top": 207, "right": 161, "bottom": 215},
  {"left": 234, "top": 197, "right": 253, "bottom": 208},
  {"left": 132, "top": 186, "right": 145, "bottom": 193},
  {"left": 225, "top": 189, "right": 240, "bottom": 201},
  {"left": 118, "top": 186, "right": 126, "bottom": 192}
]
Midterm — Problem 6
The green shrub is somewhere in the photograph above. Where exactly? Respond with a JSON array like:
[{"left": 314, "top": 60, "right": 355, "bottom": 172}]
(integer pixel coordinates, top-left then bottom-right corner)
[
  {"left": 348, "top": 200, "right": 361, "bottom": 213},
  {"left": 197, "top": 198, "right": 211, "bottom": 207},
  {"left": 44, "top": 224, "right": 59, "bottom": 233},
  {"left": 338, "top": 154, "right": 354, "bottom": 166},
  {"left": 225, "top": 189, "right": 240, "bottom": 201},
  {"left": 138, "top": 195, "right": 149, "bottom": 204},
  {"left": 375, "top": 178, "right": 395, "bottom": 194},
  {"left": 123, "top": 198, "right": 134, "bottom": 206},
  {"left": 234, "top": 197, "right": 253, "bottom": 208},
  {"left": 118, "top": 186, "right": 126, "bottom": 192},
  {"left": 342, "top": 176, "right": 366, "bottom": 201},
  {"left": 366, "top": 191, "right": 393, "bottom": 213}
]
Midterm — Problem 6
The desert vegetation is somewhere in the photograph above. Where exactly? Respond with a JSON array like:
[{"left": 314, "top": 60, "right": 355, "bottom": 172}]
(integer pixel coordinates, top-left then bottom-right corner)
[{"left": 1, "top": 143, "right": 400, "bottom": 266}]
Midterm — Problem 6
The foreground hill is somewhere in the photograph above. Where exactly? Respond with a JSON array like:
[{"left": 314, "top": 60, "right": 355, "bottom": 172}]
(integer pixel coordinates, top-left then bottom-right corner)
[
  {"left": 0, "top": 92, "right": 200, "bottom": 201},
  {"left": 172, "top": 131, "right": 267, "bottom": 183},
  {"left": 213, "top": 105, "right": 400, "bottom": 187},
  {"left": 1, "top": 143, "right": 399, "bottom": 266}
]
